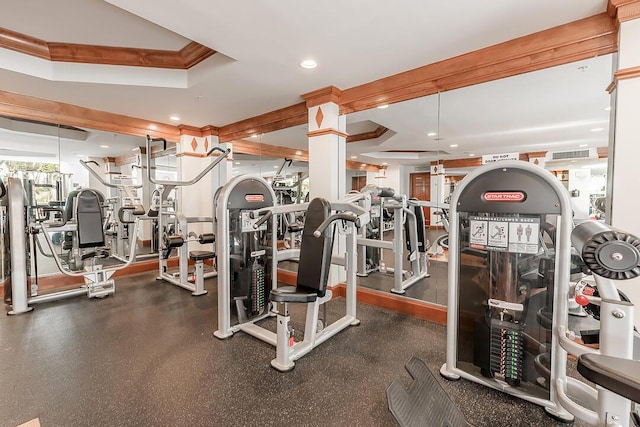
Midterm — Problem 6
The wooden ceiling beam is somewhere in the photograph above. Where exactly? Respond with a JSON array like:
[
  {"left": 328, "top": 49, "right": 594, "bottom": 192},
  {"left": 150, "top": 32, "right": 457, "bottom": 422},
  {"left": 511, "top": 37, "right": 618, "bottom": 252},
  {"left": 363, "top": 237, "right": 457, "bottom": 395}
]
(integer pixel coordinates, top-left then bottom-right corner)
[
  {"left": 0, "top": 90, "right": 181, "bottom": 142},
  {"left": 231, "top": 138, "right": 382, "bottom": 172},
  {"left": 340, "top": 13, "right": 617, "bottom": 114},
  {"left": 217, "top": 103, "right": 308, "bottom": 142}
]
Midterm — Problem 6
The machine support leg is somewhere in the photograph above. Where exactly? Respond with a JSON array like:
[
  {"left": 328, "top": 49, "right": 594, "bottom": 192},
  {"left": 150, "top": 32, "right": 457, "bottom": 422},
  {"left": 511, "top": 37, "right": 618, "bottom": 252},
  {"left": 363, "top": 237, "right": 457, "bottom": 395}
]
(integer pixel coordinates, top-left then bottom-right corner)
[{"left": 272, "top": 302, "right": 295, "bottom": 372}]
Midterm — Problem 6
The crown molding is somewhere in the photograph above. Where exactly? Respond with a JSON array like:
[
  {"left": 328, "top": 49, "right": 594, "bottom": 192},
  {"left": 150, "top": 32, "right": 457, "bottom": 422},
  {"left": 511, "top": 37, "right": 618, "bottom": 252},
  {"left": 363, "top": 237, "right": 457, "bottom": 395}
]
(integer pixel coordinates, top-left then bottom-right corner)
[{"left": 0, "top": 26, "right": 215, "bottom": 69}]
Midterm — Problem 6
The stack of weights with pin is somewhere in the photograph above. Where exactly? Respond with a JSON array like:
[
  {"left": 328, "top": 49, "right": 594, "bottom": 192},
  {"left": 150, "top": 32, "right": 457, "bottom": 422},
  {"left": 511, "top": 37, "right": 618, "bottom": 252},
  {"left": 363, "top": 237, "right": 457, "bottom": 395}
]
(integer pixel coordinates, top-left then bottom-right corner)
[{"left": 490, "top": 316, "right": 525, "bottom": 387}]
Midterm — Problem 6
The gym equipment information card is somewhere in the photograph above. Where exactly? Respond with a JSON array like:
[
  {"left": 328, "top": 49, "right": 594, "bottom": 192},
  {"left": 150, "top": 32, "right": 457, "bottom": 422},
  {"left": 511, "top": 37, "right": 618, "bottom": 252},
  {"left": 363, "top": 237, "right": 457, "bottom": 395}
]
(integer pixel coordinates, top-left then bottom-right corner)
[{"left": 468, "top": 216, "right": 539, "bottom": 254}]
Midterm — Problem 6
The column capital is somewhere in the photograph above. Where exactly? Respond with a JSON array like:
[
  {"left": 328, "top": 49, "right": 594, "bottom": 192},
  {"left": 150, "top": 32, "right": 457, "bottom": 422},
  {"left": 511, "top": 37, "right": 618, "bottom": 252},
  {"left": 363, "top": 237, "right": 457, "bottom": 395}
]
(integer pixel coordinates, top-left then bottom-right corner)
[
  {"left": 608, "top": 0, "right": 640, "bottom": 23},
  {"left": 178, "top": 124, "right": 220, "bottom": 137},
  {"left": 301, "top": 86, "right": 343, "bottom": 108}
]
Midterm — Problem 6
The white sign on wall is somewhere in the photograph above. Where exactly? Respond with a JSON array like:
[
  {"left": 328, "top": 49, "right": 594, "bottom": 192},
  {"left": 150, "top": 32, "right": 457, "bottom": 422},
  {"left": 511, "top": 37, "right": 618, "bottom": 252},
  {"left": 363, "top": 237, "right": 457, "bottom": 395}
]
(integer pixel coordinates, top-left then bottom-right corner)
[{"left": 482, "top": 152, "right": 519, "bottom": 164}]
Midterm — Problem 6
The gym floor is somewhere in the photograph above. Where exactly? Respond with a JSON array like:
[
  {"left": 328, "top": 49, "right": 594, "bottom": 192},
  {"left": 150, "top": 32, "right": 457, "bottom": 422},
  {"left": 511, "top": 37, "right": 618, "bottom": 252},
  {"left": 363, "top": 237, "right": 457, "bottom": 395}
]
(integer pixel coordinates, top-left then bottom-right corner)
[{"left": 1, "top": 272, "right": 590, "bottom": 427}]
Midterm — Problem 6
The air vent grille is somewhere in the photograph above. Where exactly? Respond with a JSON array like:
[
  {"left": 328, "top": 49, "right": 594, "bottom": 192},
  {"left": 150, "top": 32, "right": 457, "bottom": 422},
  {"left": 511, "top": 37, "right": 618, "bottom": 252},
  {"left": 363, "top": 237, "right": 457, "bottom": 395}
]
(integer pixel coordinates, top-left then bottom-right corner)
[{"left": 552, "top": 150, "right": 591, "bottom": 160}]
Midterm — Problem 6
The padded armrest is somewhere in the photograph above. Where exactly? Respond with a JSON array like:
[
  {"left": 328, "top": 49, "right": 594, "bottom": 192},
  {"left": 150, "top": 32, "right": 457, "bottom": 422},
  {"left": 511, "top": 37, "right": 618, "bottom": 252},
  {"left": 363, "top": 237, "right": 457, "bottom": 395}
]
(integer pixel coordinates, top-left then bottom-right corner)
[
  {"left": 269, "top": 286, "right": 318, "bottom": 303},
  {"left": 577, "top": 353, "right": 640, "bottom": 403}
]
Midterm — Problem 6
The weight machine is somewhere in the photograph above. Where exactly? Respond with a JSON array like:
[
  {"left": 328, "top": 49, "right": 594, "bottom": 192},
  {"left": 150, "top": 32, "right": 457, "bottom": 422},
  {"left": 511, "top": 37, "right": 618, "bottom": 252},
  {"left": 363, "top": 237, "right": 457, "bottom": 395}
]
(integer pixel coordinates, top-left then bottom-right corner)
[
  {"left": 4, "top": 177, "right": 140, "bottom": 314},
  {"left": 440, "top": 160, "right": 576, "bottom": 421},
  {"left": 79, "top": 159, "right": 150, "bottom": 262},
  {"left": 145, "top": 136, "right": 230, "bottom": 295},
  {"left": 355, "top": 185, "right": 430, "bottom": 294},
  {"left": 213, "top": 174, "right": 369, "bottom": 371}
]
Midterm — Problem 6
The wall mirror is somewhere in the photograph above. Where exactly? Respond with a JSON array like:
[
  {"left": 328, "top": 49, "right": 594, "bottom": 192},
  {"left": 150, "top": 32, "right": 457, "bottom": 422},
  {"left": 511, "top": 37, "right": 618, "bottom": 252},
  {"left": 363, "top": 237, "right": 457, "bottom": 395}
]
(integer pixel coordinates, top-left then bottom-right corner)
[{"left": 344, "top": 53, "right": 613, "bottom": 307}]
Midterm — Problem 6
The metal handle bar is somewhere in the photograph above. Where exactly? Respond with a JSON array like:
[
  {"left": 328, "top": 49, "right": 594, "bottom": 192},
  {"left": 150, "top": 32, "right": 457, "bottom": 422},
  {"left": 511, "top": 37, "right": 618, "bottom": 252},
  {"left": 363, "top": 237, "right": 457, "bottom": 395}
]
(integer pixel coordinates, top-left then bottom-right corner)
[
  {"left": 146, "top": 136, "right": 230, "bottom": 186},
  {"left": 313, "top": 213, "right": 360, "bottom": 237},
  {"left": 79, "top": 160, "right": 143, "bottom": 190},
  {"left": 252, "top": 210, "right": 273, "bottom": 229}
]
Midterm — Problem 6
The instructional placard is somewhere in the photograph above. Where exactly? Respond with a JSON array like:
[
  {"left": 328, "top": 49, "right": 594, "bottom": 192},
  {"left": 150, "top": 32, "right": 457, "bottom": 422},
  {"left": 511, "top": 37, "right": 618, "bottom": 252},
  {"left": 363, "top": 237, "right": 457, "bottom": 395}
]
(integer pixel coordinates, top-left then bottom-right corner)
[{"left": 469, "top": 215, "right": 539, "bottom": 254}]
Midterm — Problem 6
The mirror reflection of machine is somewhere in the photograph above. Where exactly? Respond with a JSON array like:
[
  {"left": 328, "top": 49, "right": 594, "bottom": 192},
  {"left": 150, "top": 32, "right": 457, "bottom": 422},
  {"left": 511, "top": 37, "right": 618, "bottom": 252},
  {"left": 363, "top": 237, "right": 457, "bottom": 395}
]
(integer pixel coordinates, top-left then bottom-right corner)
[
  {"left": 79, "top": 159, "right": 148, "bottom": 262},
  {"left": 4, "top": 177, "right": 140, "bottom": 314},
  {"left": 441, "top": 161, "right": 575, "bottom": 422},
  {"left": 355, "top": 185, "right": 430, "bottom": 294},
  {"left": 146, "top": 136, "right": 230, "bottom": 296}
]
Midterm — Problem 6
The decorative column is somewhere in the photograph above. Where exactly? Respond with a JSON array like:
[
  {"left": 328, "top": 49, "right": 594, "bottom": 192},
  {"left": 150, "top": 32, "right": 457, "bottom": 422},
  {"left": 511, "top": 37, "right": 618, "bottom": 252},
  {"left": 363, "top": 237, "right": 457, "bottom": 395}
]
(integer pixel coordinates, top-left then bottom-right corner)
[
  {"left": 606, "top": 1, "right": 640, "bottom": 325},
  {"left": 302, "top": 86, "right": 348, "bottom": 285},
  {"left": 302, "top": 86, "right": 348, "bottom": 201}
]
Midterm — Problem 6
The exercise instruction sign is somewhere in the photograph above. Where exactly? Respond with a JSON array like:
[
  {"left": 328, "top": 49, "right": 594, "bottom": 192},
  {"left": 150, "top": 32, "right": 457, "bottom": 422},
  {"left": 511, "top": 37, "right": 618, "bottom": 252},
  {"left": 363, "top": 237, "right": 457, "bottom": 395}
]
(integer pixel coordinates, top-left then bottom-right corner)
[{"left": 468, "top": 215, "right": 539, "bottom": 254}]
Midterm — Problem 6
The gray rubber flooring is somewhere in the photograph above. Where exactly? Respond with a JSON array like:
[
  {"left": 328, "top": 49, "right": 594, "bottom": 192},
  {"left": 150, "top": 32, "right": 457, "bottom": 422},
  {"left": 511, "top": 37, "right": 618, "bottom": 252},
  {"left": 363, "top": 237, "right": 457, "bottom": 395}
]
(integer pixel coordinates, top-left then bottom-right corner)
[{"left": 1, "top": 271, "right": 589, "bottom": 427}]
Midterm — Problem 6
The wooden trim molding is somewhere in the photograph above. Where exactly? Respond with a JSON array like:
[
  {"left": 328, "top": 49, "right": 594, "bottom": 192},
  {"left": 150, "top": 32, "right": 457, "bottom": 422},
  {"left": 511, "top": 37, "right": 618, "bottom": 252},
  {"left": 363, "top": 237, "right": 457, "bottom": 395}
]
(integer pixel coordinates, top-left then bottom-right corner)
[
  {"left": 347, "top": 126, "right": 389, "bottom": 143},
  {"left": 0, "top": 26, "right": 215, "bottom": 69},
  {"left": 0, "top": 90, "right": 181, "bottom": 141},
  {"left": 301, "top": 86, "right": 343, "bottom": 108},
  {"left": 200, "top": 125, "right": 219, "bottom": 137},
  {"left": 231, "top": 138, "right": 382, "bottom": 171},
  {"left": 232, "top": 139, "right": 309, "bottom": 162},
  {"left": 616, "top": 1, "right": 640, "bottom": 22},
  {"left": 218, "top": 102, "right": 308, "bottom": 143},
  {"left": 306, "top": 128, "right": 349, "bottom": 139},
  {"left": 346, "top": 160, "right": 381, "bottom": 172},
  {"left": 339, "top": 13, "right": 617, "bottom": 114},
  {"left": 332, "top": 284, "right": 447, "bottom": 325},
  {"left": 615, "top": 65, "right": 640, "bottom": 81}
]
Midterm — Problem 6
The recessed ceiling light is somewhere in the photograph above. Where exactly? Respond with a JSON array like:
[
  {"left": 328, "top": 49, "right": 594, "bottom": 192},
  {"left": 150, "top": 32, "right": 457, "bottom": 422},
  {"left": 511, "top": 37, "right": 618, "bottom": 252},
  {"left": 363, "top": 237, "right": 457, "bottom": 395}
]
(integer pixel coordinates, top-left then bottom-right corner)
[
  {"left": 170, "top": 116, "right": 180, "bottom": 121},
  {"left": 591, "top": 128, "right": 604, "bottom": 132},
  {"left": 579, "top": 144, "right": 588, "bottom": 147},
  {"left": 234, "top": 161, "right": 240, "bottom": 165},
  {"left": 361, "top": 163, "right": 366, "bottom": 167},
  {"left": 427, "top": 132, "right": 437, "bottom": 137},
  {"left": 377, "top": 104, "right": 389, "bottom": 109},
  {"left": 449, "top": 144, "right": 458, "bottom": 148},
  {"left": 251, "top": 134, "right": 258, "bottom": 138},
  {"left": 300, "top": 59, "right": 317, "bottom": 69},
  {"left": 273, "top": 165, "right": 280, "bottom": 169},
  {"left": 100, "top": 145, "right": 109, "bottom": 148},
  {"left": 351, "top": 155, "right": 357, "bottom": 159},
  {"left": 295, "top": 150, "right": 302, "bottom": 155},
  {"left": 604, "top": 106, "right": 611, "bottom": 111},
  {"left": 148, "top": 124, "right": 157, "bottom": 131},
  {"left": 469, "top": 153, "right": 475, "bottom": 157},
  {"left": 570, "top": 160, "right": 578, "bottom": 163}
]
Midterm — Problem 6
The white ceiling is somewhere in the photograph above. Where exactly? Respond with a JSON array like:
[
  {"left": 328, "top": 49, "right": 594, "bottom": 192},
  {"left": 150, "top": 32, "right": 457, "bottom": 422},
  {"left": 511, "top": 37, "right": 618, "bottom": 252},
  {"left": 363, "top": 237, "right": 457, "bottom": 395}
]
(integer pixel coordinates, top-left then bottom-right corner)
[{"left": 0, "top": 0, "right": 612, "bottom": 167}]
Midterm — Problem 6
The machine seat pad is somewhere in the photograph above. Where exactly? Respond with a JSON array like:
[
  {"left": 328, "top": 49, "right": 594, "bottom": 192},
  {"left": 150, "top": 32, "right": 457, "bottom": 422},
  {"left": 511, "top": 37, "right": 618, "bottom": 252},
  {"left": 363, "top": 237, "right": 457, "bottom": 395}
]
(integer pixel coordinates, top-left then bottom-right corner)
[
  {"left": 577, "top": 353, "right": 640, "bottom": 403},
  {"left": 269, "top": 286, "right": 318, "bottom": 303},
  {"left": 189, "top": 250, "right": 215, "bottom": 261},
  {"left": 81, "top": 248, "right": 109, "bottom": 260},
  {"left": 287, "top": 224, "right": 303, "bottom": 233}
]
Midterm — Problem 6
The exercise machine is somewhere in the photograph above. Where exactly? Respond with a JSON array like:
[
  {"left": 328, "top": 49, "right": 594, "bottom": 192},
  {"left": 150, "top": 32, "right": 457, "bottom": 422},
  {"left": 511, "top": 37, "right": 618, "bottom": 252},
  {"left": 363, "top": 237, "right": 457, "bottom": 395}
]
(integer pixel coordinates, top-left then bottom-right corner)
[
  {"left": 440, "top": 160, "right": 575, "bottom": 421},
  {"left": 553, "top": 220, "right": 640, "bottom": 426},
  {"left": 145, "top": 135, "right": 230, "bottom": 295},
  {"left": 79, "top": 159, "right": 150, "bottom": 262},
  {"left": 355, "top": 185, "right": 430, "bottom": 294},
  {"left": 214, "top": 174, "right": 369, "bottom": 371},
  {"left": 5, "top": 177, "right": 140, "bottom": 314}
]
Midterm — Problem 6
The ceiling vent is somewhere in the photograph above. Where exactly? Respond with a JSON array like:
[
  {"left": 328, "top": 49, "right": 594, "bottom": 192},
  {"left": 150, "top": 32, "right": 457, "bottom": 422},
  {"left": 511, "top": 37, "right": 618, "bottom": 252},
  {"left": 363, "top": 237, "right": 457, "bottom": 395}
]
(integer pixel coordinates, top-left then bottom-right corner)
[{"left": 546, "top": 148, "right": 597, "bottom": 161}]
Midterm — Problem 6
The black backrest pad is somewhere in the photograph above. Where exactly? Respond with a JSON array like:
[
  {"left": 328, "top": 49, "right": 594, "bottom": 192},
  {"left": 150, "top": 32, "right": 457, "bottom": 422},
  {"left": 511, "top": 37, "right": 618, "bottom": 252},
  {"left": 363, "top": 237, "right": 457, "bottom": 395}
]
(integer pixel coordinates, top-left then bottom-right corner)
[
  {"left": 405, "top": 200, "right": 426, "bottom": 253},
  {"left": 76, "top": 189, "right": 105, "bottom": 248},
  {"left": 296, "top": 197, "right": 333, "bottom": 297}
]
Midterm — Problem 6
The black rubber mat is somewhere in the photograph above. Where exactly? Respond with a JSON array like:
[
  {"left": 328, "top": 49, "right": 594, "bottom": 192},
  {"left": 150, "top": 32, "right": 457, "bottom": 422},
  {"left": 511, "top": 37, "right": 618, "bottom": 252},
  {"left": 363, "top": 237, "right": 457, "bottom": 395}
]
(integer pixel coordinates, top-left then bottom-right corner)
[{"left": 387, "top": 356, "right": 471, "bottom": 427}]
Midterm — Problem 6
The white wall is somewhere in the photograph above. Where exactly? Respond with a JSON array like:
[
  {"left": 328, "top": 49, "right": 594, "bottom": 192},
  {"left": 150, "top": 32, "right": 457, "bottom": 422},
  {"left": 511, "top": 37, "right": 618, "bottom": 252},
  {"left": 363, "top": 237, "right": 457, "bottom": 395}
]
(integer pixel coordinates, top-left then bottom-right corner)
[{"left": 568, "top": 168, "right": 591, "bottom": 220}]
